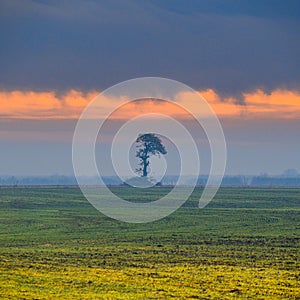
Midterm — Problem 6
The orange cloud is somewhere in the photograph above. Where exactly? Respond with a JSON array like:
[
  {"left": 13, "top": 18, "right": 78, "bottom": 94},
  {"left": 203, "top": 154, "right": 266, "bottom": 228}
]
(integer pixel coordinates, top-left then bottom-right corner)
[
  {"left": 242, "top": 89, "right": 300, "bottom": 118},
  {"left": 0, "top": 88, "right": 299, "bottom": 120},
  {"left": 105, "top": 99, "right": 192, "bottom": 120},
  {"left": 0, "top": 90, "right": 62, "bottom": 118},
  {"left": 174, "top": 89, "right": 243, "bottom": 118},
  {"left": 0, "top": 90, "right": 98, "bottom": 119},
  {"left": 197, "top": 88, "right": 300, "bottom": 119}
]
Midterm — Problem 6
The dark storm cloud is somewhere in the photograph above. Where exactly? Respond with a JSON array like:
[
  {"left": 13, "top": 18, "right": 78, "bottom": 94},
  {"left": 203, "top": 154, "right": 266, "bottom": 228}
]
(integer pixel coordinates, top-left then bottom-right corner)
[
  {"left": 0, "top": 0, "right": 299, "bottom": 98},
  {"left": 147, "top": 0, "right": 300, "bottom": 20}
]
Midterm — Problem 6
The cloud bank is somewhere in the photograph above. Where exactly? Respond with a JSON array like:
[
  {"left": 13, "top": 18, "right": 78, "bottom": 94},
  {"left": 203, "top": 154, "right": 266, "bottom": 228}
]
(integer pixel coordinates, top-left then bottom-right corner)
[
  {"left": 0, "top": 0, "right": 299, "bottom": 95},
  {"left": 1, "top": 88, "right": 299, "bottom": 120}
]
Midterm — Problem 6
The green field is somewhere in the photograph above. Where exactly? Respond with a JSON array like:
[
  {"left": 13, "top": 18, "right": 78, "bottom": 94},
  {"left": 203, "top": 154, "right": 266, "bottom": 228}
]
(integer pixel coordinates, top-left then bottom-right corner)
[{"left": 0, "top": 187, "right": 299, "bottom": 299}]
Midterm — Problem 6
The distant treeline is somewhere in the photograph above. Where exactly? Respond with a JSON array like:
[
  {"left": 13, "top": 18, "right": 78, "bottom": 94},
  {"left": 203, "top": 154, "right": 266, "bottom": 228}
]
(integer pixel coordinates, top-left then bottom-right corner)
[{"left": 1, "top": 175, "right": 300, "bottom": 187}]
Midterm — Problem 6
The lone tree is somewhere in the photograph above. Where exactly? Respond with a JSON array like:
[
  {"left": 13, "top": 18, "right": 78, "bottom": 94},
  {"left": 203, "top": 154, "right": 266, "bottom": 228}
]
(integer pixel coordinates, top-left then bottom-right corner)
[{"left": 136, "top": 133, "right": 167, "bottom": 177}]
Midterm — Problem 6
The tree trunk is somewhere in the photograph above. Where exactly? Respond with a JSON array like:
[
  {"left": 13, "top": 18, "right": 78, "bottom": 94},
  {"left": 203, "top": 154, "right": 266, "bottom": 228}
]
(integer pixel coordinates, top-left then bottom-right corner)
[{"left": 142, "top": 159, "right": 149, "bottom": 177}]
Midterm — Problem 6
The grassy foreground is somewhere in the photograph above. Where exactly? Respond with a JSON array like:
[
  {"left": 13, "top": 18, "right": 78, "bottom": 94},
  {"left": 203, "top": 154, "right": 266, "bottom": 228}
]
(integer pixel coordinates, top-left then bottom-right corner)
[{"left": 0, "top": 187, "right": 299, "bottom": 299}]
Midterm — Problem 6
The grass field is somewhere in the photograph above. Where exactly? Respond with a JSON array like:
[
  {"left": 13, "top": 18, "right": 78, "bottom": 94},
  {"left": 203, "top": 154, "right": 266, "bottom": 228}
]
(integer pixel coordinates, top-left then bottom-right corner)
[{"left": 0, "top": 187, "right": 299, "bottom": 299}]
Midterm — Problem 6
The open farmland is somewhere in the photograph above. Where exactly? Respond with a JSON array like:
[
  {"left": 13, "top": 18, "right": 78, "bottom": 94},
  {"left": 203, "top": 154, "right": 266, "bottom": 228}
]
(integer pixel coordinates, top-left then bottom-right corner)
[{"left": 0, "top": 187, "right": 299, "bottom": 299}]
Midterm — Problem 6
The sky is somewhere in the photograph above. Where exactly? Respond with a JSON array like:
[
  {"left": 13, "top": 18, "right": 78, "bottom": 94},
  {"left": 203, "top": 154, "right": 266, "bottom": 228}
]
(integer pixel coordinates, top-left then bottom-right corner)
[{"left": 0, "top": 0, "right": 300, "bottom": 176}]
